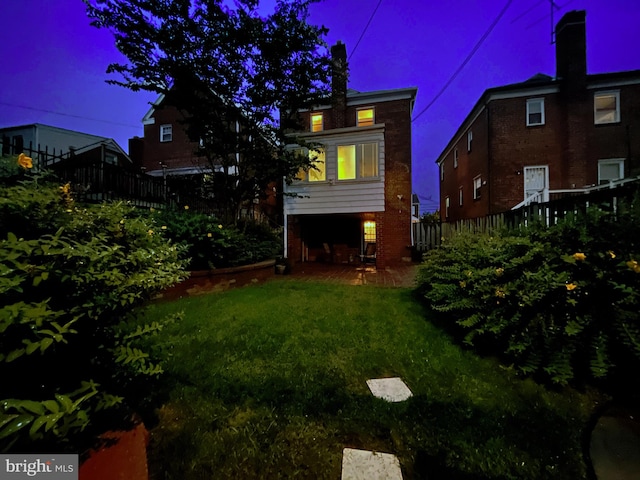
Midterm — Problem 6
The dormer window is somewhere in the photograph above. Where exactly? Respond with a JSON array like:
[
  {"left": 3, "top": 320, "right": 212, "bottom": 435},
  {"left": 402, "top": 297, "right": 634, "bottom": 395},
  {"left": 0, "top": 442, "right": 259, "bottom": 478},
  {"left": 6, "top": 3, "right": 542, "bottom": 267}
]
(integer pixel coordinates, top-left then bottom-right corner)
[
  {"left": 357, "top": 108, "right": 375, "bottom": 127},
  {"left": 310, "top": 113, "right": 324, "bottom": 132},
  {"left": 160, "top": 124, "right": 173, "bottom": 142}
]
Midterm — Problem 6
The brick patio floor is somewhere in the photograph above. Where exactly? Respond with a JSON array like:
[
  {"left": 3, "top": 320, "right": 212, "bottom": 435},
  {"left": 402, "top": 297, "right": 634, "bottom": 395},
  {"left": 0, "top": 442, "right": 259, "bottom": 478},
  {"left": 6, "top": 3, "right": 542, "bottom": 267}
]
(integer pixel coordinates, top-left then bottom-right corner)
[{"left": 159, "top": 262, "right": 420, "bottom": 301}]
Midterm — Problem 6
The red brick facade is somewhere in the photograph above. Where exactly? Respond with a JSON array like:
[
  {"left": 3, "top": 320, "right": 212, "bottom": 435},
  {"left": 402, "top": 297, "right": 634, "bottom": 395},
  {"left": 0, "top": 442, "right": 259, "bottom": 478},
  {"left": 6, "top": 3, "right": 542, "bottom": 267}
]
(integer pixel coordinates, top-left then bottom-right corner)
[
  {"left": 286, "top": 43, "right": 417, "bottom": 268},
  {"left": 129, "top": 101, "right": 203, "bottom": 174},
  {"left": 437, "top": 10, "right": 640, "bottom": 222}
]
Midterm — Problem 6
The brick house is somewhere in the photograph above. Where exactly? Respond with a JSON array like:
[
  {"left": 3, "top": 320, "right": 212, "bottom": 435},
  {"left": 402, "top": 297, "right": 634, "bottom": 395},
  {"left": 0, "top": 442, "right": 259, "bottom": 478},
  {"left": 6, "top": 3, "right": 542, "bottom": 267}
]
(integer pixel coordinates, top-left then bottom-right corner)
[
  {"left": 128, "top": 95, "right": 279, "bottom": 220},
  {"left": 436, "top": 10, "right": 640, "bottom": 222},
  {"left": 284, "top": 42, "right": 418, "bottom": 269}
]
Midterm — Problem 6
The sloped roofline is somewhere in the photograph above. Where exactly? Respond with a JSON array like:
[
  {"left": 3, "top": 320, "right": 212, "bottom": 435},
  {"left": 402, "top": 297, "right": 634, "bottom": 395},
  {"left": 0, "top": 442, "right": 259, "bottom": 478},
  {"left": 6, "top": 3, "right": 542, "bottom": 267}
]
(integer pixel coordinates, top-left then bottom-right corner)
[{"left": 435, "top": 69, "right": 640, "bottom": 165}]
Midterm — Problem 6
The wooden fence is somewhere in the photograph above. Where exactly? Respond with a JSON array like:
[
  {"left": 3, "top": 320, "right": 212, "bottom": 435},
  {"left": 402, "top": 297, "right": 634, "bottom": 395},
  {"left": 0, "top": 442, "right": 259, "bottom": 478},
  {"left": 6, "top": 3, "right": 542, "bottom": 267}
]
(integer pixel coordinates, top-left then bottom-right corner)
[{"left": 413, "top": 180, "right": 640, "bottom": 252}]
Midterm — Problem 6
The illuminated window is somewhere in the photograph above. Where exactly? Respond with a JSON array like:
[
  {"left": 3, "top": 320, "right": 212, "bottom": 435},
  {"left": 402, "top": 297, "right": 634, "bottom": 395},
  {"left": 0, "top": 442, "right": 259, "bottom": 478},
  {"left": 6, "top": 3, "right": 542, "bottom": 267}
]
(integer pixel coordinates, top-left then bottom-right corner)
[
  {"left": 526, "top": 98, "right": 545, "bottom": 126},
  {"left": 296, "top": 148, "right": 326, "bottom": 182},
  {"left": 363, "top": 221, "right": 376, "bottom": 243},
  {"left": 357, "top": 108, "right": 375, "bottom": 127},
  {"left": 160, "top": 124, "right": 173, "bottom": 142},
  {"left": 310, "top": 113, "right": 324, "bottom": 132},
  {"left": 594, "top": 91, "right": 620, "bottom": 124},
  {"left": 337, "top": 143, "right": 378, "bottom": 180}
]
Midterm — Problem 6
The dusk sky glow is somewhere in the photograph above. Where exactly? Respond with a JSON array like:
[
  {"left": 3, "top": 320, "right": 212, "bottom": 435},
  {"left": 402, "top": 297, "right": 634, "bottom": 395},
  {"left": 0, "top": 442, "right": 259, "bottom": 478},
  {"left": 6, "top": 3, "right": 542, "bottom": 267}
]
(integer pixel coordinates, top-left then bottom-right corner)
[{"left": 1, "top": 0, "right": 639, "bottom": 213}]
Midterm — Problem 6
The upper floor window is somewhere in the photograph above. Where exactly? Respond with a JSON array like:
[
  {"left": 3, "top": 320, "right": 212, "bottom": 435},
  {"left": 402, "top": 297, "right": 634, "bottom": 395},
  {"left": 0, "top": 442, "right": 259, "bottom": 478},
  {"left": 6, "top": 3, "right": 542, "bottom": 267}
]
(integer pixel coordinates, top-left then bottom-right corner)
[
  {"left": 467, "top": 130, "right": 473, "bottom": 152},
  {"left": 439, "top": 163, "right": 444, "bottom": 182},
  {"left": 526, "top": 98, "right": 545, "bottom": 126},
  {"left": 296, "top": 148, "right": 326, "bottom": 182},
  {"left": 310, "top": 113, "right": 324, "bottom": 132},
  {"left": 473, "top": 175, "right": 482, "bottom": 200},
  {"left": 453, "top": 148, "right": 459, "bottom": 168},
  {"left": 357, "top": 108, "right": 375, "bottom": 127},
  {"left": 594, "top": 91, "right": 620, "bottom": 124},
  {"left": 458, "top": 186, "right": 463, "bottom": 206},
  {"left": 445, "top": 196, "right": 450, "bottom": 219},
  {"left": 598, "top": 158, "right": 624, "bottom": 184},
  {"left": 337, "top": 142, "right": 378, "bottom": 180},
  {"left": 160, "top": 124, "right": 173, "bottom": 142}
]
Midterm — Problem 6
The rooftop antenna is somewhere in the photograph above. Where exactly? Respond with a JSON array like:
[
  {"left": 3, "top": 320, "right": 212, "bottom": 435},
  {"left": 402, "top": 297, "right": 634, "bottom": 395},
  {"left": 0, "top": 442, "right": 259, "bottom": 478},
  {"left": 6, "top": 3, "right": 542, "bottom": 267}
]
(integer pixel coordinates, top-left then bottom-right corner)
[{"left": 512, "top": 0, "right": 569, "bottom": 44}]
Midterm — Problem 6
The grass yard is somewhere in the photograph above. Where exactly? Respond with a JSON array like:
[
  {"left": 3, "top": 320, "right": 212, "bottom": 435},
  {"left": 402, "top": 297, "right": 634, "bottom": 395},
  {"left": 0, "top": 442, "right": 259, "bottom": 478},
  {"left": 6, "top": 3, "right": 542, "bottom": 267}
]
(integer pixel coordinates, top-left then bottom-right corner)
[{"left": 137, "top": 280, "right": 604, "bottom": 479}]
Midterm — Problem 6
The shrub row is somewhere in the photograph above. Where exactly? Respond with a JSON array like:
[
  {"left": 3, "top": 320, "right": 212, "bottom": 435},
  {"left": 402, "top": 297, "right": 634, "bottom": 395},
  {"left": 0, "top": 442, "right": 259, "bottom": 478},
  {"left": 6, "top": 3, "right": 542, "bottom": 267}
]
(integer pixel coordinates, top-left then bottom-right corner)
[{"left": 417, "top": 195, "right": 640, "bottom": 387}]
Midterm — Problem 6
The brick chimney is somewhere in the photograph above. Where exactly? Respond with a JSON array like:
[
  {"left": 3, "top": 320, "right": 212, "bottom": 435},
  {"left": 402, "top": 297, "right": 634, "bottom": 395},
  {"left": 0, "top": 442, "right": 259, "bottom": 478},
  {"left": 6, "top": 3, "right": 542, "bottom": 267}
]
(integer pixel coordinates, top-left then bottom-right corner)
[
  {"left": 555, "top": 10, "right": 587, "bottom": 96},
  {"left": 331, "top": 41, "right": 348, "bottom": 128}
]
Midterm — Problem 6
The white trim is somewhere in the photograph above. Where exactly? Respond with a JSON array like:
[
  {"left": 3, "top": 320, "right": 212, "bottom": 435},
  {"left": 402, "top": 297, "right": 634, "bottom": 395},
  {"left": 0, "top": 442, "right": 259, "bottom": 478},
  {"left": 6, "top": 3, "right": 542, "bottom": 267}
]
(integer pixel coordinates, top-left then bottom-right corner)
[
  {"left": 526, "top": 98, "right": 545, "bottom": 126},
  {"left": 588, "top": 78, "right": 640, "bottom": 89},
  {"left": 594, "top": 90, "right": 620, "bottom": 124},
  {"left": 598, "top": 158, "right": 625, "bottom": 184},
  {"left": 160, "top": 124, "right": 173, "bottom": 142},
  {"left": 142, "top": 94, "right": 165, "bottom": 125},
  {"left": 473, "top": 175, "right": 482, "bottom": 200}
]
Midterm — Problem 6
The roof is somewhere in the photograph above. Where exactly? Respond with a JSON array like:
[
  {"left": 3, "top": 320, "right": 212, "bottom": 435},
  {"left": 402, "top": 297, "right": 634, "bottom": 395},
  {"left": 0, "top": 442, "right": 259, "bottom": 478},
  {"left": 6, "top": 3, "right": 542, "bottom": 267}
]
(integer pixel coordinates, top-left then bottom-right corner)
[
  {"left": 435, "top": 68, "right": 640, "bottom": 165},
  {"left": 0, "top": 123, "right": 108, "bottom": 141}
]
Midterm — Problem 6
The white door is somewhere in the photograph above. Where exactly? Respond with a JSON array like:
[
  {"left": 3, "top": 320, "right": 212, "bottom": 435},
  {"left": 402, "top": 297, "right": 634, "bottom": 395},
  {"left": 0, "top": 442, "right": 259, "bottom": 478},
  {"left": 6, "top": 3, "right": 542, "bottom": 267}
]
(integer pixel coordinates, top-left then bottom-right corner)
[{"left": 523, "top": 166, "right": 549, "bottom": 203}]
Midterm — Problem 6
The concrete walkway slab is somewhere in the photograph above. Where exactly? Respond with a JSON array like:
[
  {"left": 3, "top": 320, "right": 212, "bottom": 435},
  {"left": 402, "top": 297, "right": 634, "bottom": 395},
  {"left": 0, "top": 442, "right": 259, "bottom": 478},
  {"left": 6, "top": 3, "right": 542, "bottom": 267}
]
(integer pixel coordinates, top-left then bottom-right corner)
[
  {"left": 366, "top": 377, "right": 413, "bottom": 402},
  {"left": 341, "top": 448, "right": 403, "bottom": 480},
  {"left": 590, "top": 410, "right": 640, "bottom": 480}
]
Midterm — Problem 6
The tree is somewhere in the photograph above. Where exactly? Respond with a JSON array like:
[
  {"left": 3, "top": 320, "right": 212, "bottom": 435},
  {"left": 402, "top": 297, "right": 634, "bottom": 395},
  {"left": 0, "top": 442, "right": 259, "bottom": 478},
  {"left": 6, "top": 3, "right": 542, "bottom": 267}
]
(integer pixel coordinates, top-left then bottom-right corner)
[{"left": 85, "top": 0, "right": 332, "bottom": 223}]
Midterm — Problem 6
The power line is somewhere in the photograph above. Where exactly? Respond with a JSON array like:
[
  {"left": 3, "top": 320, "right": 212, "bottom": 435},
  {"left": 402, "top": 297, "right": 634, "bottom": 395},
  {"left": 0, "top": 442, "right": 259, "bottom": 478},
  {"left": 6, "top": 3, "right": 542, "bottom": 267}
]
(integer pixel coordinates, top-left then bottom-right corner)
[
  {"left": 0, "top": 101, "right": 140, "bottom": 129},
  {"left": 349, "top": 0, "right": 383, "bottom": 61},
  {"left": 412, "top": 0, "right": 514, "bottom": 123}
]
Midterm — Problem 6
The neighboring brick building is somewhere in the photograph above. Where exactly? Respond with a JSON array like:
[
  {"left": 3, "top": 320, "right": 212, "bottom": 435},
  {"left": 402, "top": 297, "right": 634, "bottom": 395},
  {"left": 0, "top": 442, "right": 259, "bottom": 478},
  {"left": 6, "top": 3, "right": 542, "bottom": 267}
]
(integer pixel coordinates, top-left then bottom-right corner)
[
  {"left": 284, "top": 42, "right": 418, "bottom": 269},
  {"left": 436, "top": 10, "right": 640, "bottom": 222},
  {"left": 128, "top": 95, "right": 279, "bottom": 221}
]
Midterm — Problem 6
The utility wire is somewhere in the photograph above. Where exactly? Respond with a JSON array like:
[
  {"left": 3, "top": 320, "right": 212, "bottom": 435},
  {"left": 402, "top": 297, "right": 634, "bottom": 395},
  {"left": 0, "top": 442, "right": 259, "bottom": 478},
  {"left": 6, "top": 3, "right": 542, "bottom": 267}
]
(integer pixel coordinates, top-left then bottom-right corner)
[
  {"left": 349, "top": 0, "right": 383, "bottom": 61},
  {"left": 0, "top": 101, "right": 140, "bottom": 129},
  {"left": 412, "top": 0, "right": 513, "bottom": 122}
]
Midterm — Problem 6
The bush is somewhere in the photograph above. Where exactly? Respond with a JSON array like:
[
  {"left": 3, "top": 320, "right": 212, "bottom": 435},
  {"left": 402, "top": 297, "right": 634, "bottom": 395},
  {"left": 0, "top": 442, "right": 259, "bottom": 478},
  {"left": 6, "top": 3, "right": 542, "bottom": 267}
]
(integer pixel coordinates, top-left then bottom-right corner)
[
  {"left": 417, "top": 198, "right": 640, "bottom": 387},
  {"left": 149, "top": 208, "right": 281, "bottom": 270},
  {"left": 0, "top": 155, "right": 188, "bottom": 451}
]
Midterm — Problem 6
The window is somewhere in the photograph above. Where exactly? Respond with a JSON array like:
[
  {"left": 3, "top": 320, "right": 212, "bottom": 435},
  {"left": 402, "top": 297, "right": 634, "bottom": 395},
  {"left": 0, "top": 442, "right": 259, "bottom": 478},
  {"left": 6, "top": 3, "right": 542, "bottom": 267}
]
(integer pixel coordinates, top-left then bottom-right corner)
[
  {"left": 297, "top": 148, "right": 326, "bottom": 182},
  {"left": 594, "top": 91, "right": 620, "bottom": 124},
  {"left": 526, "top": 98, "right": 545, "bottom": 126},
  {"left": 598, "top": 159, "right": 624, "bottom": 184},
  {"left": 12, "top": 135, "right": 23, "bottom": 154},
  {"left": 363, "top": 221, "right": 376, "bottom": 243},
  {"left": 467, "top": 130, "right": 473, "bottom": 152},
  {"left": 453, "top": 148, "right": 459, "bottom": 168},
  {"left": 458, "top": 187, "right": 463, "bottom": 206},
  {"left": 445, "top": 196, "right": 450, "bottom": 219},
  {"left": 440, "top": 163, "right": 444, "bottom": 182},
  {"left": 160, "top": 124, "right": 173, "bottom": 142},
  {"left": 473, "top": 175, "right": 482, "bottom": 200},
  {"left": 310, "top": 113, "right": 324, "bottom": 132},
  {"left": 357, "top": 108, "right": 375, "bottom": 127},
  {"left": 337, "top": 142, "right": 378, "bottom": 180}
]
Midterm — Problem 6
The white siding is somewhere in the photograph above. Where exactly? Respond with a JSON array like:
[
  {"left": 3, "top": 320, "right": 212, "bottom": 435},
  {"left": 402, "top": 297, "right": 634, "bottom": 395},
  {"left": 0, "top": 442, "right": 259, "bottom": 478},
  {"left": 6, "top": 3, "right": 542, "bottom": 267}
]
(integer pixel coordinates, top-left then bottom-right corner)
[{"left": 285, "top": 129, "right": 385, "bottom": 215}]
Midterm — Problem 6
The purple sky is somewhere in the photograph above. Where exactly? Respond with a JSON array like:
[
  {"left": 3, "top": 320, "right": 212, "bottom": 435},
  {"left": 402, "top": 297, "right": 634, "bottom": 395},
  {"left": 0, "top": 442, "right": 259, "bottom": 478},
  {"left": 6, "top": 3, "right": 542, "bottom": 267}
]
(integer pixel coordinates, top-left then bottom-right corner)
[{"left": 1, "top": 0, "right": 639, "bottom": 213}]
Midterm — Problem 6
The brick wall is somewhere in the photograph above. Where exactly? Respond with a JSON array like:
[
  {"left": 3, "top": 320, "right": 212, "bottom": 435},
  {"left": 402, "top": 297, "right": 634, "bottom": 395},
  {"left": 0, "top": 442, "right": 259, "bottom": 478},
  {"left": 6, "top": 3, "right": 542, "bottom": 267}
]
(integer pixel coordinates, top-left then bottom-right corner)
[
  {"left": 138, "top": 105, "right": 203, "bottom": 172},
  {"left": 296, "top": 96, "right": 414, "bottom": 267},
  {"left": 440, "top": 81, "right": 640, "bottom": 220}
]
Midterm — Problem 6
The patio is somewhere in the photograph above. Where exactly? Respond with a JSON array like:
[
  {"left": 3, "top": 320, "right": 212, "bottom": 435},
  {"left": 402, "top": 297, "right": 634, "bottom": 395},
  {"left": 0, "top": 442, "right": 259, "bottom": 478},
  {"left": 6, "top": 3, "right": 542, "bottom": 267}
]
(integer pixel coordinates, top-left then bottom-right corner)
[{"left": 158, "top": 262, "right": 419, "bottom": 301}]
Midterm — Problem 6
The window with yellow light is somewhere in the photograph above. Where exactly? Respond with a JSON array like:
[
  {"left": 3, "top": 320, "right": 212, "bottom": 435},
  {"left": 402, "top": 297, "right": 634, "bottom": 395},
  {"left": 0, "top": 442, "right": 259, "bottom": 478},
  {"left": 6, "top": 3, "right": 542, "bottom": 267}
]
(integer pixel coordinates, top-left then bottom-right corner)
[
  {"left": 310, "top": 113, "right": 324, "bottom": 132},
  {"left": 357, "top": 108, "right": 374, "bottom": 127}
]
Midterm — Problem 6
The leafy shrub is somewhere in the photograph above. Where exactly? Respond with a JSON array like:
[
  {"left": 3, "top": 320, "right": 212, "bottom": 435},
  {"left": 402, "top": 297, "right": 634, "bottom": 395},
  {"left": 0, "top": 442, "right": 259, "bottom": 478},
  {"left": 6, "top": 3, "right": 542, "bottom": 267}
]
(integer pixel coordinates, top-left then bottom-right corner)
[
  {"left": 0, "top": 156, "right": 188, "bottom": 451},
  {"left": 149, "top": 208, "right": 281, "bottom": 270},
  {"left": 417, "top": 197, "right": 640, "bottom": 387}
]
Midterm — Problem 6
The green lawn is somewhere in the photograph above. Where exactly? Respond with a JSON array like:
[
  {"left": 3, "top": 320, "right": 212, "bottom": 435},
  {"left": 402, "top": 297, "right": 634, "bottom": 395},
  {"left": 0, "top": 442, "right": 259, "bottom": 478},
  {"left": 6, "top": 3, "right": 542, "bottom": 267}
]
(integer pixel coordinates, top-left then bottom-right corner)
[{"left": 137, "top": 280, "right": 603, "bottom": 479}]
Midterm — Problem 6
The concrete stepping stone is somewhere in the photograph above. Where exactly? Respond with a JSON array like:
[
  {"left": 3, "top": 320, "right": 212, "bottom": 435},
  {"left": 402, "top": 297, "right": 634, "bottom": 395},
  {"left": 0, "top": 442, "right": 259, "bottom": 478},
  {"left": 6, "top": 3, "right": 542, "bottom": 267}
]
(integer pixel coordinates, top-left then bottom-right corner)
[
  {"left": 366, "top": 377, "right": 413, "bottom": 402},
  {"left": 341, "top": 448, "right": 403, "bottom": 480}
]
